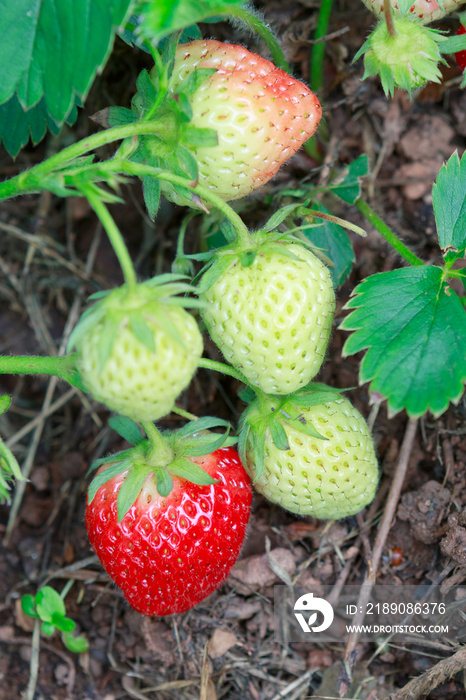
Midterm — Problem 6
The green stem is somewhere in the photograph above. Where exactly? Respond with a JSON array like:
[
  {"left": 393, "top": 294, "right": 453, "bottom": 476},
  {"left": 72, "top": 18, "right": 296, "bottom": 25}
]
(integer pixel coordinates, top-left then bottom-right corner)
[
  {"left": 84, "top": 188, "right": 138, "bottom": 292},
  {"left": 142, "top": 422, "right": 174, "bottom": 464},
  {"left": 104, "top": 160, "right": 254, "bottom": 248},
  {"left": 225, "top": 6, "right": 290, "bottom": 73},
  {"left": 0, "top": 355, "right": 81, "bottom": 387},
  {"left": 356, "top": 199, "right": 425, "bottom": 267},
  {"left": 0, "top": 119, "right": 169, "bottom": 201},
  {"left": 310, "top": 0, "right": 334, "bottom": 92},
  {"left": 198, "top": 357, "right": 255, "bottom": 389},
  {"left": 171, "top": 406, "right": 199, "bottom": 421}
]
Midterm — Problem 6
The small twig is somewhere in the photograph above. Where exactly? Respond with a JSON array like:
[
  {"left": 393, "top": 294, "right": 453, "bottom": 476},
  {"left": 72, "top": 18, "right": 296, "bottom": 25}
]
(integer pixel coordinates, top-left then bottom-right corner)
[
  {"left": 383, "top": 646, "right": 466, "bottom": 700},
  {"left": 340, "top": 418, "right": 419, "bottom": 694}
]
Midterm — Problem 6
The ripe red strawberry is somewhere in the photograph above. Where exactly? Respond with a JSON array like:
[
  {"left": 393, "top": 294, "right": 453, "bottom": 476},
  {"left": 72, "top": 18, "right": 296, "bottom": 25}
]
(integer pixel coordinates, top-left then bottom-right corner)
[
  {"left": 86, "top": 436, "right": 252, "bottom": 616},
  {"left": 455, "top": 25, "right": 466, "bottom": 72},
  {"left": 359, "top": 0, "right": 464, "bottom": 24},
  {"left": 160, "top": 40, "right": 322, "bottom": 203}
]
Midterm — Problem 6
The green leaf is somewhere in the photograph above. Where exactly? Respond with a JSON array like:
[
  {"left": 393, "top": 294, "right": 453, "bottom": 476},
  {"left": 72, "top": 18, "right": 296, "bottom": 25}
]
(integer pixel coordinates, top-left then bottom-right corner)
[
  {"left": 155, "top": 468, "right": 173, "bottom": 497},
  {"left": 36, "top": 586, "right": 66, "bottom": 622},
  {"left": 340, "top": 266, "right": 466, "bottom": 417},
  {"left": 87, "top": 459, "right": 132, "bottom": 503},
  {"left": 398, "top": 0, "right": 415, "bottom": 14},
  {"left": 0, "top": 0, "right": 132, "bottom": 126},
  {"left": 41, "top": 621, "right": 56, "bottom": 636},
  {"left": 143, "top": 176, "right": 161, "bottom": 221},
  {"left": 177, "top": 68, "right": 216, "bottom": 97},
  {"left": 183, "top": 126, "right": 218, "bottom": 148},
  {"left": 302, "top": 203, "right": 354, "bottom": 287},
  {"left": 116, "top": 463, "right": 152, "bottom": 522},
  {"left": 0, "top": 395, "right": 11, "bottom": 415},
  {"left": 62, "top": 631, "right": 89, "bottom": 654},
  {"left": 176, "top": 145, "right": 199, "bottom": 181},
  {"left": 133, "top": 68, "right": 158, "bottom": 113},
  {"left": 332, "top": 155, "right": 369, "bottom": 204},
  {"left": 432, "top": 151, "right": 466, "bottom": 253},
  {"left": 262, "top": 203, "right": 304, "bottom": 233},
  {"left": 269, "top": 418, "right": 290, "bottom": 451},
  {"left": 139, "top": 0, "right": 244, "bottom": 42},
  {"left": 97, "top": 315, "right": 122, "bottom": 370},
  {"left": 0, "top": 93, "right": 68, "bottom": 158},
  {"left": 108, "top": 416, "right": 145, "bottom": 445},
  {"left": 51, "top": 613, "right": 76, "bottom": 633},
  {"left": 129, "top": 312, "right": 156, "bottom": 353},
  {"left": 169, "top": 456, "right": 217, "bottom": 484},
  {"left": 21, "top": 594, "right": 38, "bottom": 618}
]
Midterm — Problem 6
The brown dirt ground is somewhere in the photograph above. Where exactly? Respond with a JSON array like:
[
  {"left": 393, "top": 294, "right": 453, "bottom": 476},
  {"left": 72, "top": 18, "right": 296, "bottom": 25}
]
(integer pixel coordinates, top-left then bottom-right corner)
[{"left": 1, "top": 1, "right": 466, "bottom": 699}]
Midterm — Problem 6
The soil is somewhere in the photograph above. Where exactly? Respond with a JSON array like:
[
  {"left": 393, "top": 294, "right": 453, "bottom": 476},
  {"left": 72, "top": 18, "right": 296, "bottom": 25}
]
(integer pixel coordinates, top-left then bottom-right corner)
[{"left": 1, "top": 1, "right": 466, "bottom": 699}]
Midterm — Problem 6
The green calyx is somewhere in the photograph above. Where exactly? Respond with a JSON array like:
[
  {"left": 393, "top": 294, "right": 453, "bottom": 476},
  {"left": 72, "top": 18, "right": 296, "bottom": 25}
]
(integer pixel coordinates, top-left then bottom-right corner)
[
  {"left": 196, "top": 221, "right": 321, "bottom": 295},
  {"left": 88, "top": 416, "right": 237, "bottom": 522},
  {"left": 238, "top": 383, "right": 343, "bottom": 481},
  {"left": 67, "top": 274, "right": 202, "bottom": 371},
  {"left": 355, "top": 16, "right": 448, "bottom": 97}
]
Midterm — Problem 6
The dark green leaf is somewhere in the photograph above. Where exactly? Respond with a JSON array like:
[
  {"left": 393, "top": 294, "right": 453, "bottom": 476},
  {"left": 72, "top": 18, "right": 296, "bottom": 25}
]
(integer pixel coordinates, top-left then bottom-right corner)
[
  {"left": 139, "top": 0, "right": 244, "bottom": 42},
  {"left": 302, "top": 203, "right": 354, "bottom": 287},
  {"left": 143, "top": 176, "right": 161, "bottom": 221},
  {"left": 0, "top": 0, "right": 132, "bottom": 125},
  {"left": 155, "top": 468, "right": 173, "bottom": 497},
  {"left": 36, "top": 586, "right": 66, "bottom": 622},
  {"left": 51, "top": 613, "right": 75, "bottom": 633},
  {"left": 239, "top": 250, "right": 257, "bottom": 268},
  {"left": 175, "top": 417, "right": 229, "bottom": 437},
  {"left": 108, "top": 416, "right": 144, "bottom": 445},
  {"left": 262, "top": 203, "right": 304, "bottom": 232},
  {"left": 62, "top": 631, "right": 89, "bottom": 653},
  {"left": 332, "top": 155, "right": 369, "bottom": 204},
  {"left": 134, "top": 69, "right": 158, "bottom": 113},
  {"left": 340, "top": 266, "right": 466, "bottom": 417},
  {"left": 92, "top": 105, "right": 137, "bottom": 127},
  {"left": 432, "top": 151, "right": 466, "bottom": 252},
  {"left": 176, "top": 145, "right": 199, "bottom": 181},
  {"left": 21, "top": 594, "right": 38, "bottom": 618},
  {"left": 0, "top": 94, "right": 64, "bottom": 158},
  {"left": 169, "top": 456, "right": 217, "bottom": 484}
]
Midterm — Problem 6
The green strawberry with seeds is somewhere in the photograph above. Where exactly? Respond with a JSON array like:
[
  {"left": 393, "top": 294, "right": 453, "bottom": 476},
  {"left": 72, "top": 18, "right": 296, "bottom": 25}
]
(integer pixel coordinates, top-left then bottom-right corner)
[
  {"left": 199, "top": 231, "right": 335, "bottom": 395},
  {"left": 239, "top": 385, "right": 378, "bottom": 519},
  {"left": 68, "top": 276, "right": 203, "bottom": 422}
]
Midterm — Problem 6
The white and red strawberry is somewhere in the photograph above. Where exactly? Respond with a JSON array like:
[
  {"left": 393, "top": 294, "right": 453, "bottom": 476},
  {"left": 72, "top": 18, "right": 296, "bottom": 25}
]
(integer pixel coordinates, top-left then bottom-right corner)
[
  {"left": 68, "top": 277, "right": 203, "bottom": 422},
  {"left": 199, "top": 234, "right": 335, "bottom": 395},
  {"left": 239, "top": 385, "right": 378, "bottom": 519},
  {"left": 360, "top": 0, "right": 465, "bottom": 24},
  {"left": 85, "top": 421, "right": 252, "bottom": 616}
]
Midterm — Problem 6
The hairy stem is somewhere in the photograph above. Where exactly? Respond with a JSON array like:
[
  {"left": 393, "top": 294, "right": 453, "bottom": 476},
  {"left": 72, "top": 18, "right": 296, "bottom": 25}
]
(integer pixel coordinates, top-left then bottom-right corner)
[
  {"left": 226, "top": 6, "right": 290, "bottom": 73},
  {"left": 142, "top": 422, "right": 174, "bottom": 464},
  {"left": 104, "top": 159, "right": 254, "bottom": 248},
  {"left": 383, "top": 0, "right": 396, "bottom": 38},
  {"left": 198, "top": 357, "right": 255, "bottom": 390},
  {"left": 84, "top": 188, "right": 138, "bottom": 292},
  {"left": 0, "top": 119, "right": 168, "bottom": 201},
  {"left": 0, "top": 355, "right": 80, "bottom": 387},
  {"left": 356, "top": 199, "right": 425, "bottom": 267}
]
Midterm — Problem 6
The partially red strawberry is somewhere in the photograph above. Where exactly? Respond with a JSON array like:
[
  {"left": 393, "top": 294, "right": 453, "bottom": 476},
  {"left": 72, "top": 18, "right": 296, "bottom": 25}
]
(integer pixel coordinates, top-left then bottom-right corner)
[
  {"left": 455, "top": 25, "right": 466, "bottom": 72},
  {"left": 85, "top": 420, "right": 252, "bottom": 616},
  {"left": 167, "top": 40, "right": 321, "bottom": 202},
  {"left": 360, "top": 0, "right": 464, "bottom": 24}
]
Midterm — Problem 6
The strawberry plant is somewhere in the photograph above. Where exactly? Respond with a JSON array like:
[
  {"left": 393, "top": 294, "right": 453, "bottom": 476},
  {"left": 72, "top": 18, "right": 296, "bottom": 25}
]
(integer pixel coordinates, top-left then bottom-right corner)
[
  {"left": 355, "top": 0, "right": 466, "bottom": 95},
  {"left": 7, "top": 0, "right": 465, "bottom": 631}
]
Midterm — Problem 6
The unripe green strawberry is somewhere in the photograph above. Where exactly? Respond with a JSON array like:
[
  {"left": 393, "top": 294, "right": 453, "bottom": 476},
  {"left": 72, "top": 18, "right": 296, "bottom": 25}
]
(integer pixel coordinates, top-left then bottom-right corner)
[
  {"left": 200, "top": 240, "right": 335, "bottom": 395},
  {"left": 354, "top": 15, "right": 447, "bottom": 96},
  {"left": 360, "top": 0, "right": 464, "bottom": 24},
  {"left": 239, "top": 386, "right": 378, "bottom": 519},
  {"left": 68, "top": 277, "right": 203, "bottom": 422},
  {"left": 161, "top": 40, "right": 322, "bottom": 204}
]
